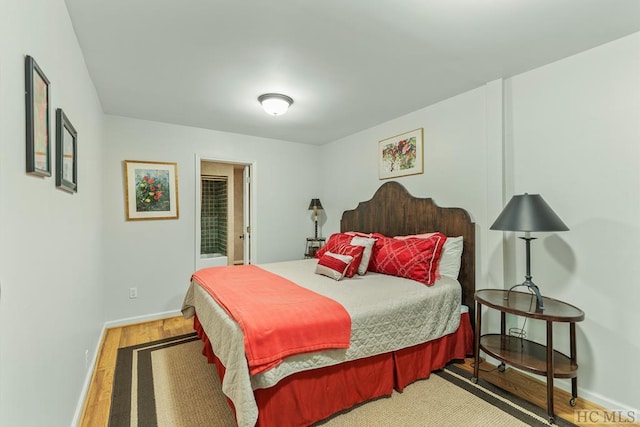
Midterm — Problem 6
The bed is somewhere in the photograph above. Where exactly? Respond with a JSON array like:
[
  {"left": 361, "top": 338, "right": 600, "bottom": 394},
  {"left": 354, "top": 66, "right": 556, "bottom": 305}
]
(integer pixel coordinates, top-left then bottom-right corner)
[{"left": 182, "top": 181, "right": 476, "bottom": 427}]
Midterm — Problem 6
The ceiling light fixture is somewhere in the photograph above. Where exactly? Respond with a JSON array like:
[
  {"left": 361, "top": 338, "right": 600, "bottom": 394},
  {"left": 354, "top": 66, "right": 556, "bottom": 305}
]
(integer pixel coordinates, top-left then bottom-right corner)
[{"left": 258, "top": 93, "right": 293, "bottom": 116}]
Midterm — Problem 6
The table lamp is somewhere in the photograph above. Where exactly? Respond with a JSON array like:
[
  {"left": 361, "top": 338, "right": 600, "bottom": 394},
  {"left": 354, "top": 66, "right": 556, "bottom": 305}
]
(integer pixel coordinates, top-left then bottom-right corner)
[
  {"left": 308, "top": 198, "right": 323, "bottom": 239},
  {"left": 490, "top": 193, "right": 568, "bottom": 311}
]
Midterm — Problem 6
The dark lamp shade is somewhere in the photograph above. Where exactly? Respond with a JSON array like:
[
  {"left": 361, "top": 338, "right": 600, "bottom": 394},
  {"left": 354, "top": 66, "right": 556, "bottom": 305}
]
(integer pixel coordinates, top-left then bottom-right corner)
[
  {"left": 308, "top": 198, "right": 323, "bottom": 210},
  {"left": 490, "top": 194, "right": 569, "bottom": 232}
]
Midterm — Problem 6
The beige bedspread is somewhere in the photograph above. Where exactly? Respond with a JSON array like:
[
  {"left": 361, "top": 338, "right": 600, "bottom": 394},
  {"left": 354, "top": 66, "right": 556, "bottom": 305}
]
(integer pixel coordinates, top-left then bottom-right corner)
[{"left": 182, "top": 258, "right": 462, "bottom": 427}]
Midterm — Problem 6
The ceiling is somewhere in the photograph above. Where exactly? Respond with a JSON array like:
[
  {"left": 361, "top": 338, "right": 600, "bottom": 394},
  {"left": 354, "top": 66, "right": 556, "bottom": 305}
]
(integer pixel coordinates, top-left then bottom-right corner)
[{"left": 64, "top": 0, "right": 640, "bottom": 145}]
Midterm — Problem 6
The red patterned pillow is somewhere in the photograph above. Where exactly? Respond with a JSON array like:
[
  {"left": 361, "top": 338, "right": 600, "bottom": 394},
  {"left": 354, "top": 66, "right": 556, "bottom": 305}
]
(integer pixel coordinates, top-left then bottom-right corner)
[
  {"left": 315, "top": 234, "right": 364, "bottom": 278},
  {"left": 368, "top": 233, "right": 392, "bottom": 272},
  {"left": 315, "top": 252, "right": 354, "bottom": 281},
  {"left": 334, "top": 244, "right": 365, "bottom": 278},
  {"left": 315, "top": 233, "right": 352, "bottom": 259},
  {"left": 370, "top": 233, "right": 447, "bottom": 285}
]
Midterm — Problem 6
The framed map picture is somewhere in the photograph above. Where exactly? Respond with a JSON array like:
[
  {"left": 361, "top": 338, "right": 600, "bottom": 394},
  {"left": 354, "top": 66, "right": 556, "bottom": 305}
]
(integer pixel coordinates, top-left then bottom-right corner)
[
  {"left": 25, "top": 55, "right": 51, "bottom": 177},
  {"left": 378, "top": 128, "right": 423, "bottom": 180},
  {"left": 124, "top": 160, "right": 179, "bottom": 220}
]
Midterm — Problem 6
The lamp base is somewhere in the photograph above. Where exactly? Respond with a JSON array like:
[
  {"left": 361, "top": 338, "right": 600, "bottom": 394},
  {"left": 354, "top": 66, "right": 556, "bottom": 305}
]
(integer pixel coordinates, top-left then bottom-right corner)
[
  {"left": 506, "top": 280, "right": 545, "bottom": 311},
  {"left": 314, "top": 216, "right": 319, "bottom": 240},
  {"left": 504, "top": 235, "right": 544, "bottom": 311}
]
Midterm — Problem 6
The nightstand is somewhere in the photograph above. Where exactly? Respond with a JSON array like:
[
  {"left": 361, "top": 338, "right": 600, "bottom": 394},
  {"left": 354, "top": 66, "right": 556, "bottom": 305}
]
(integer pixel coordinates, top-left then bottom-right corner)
[
  {"left": 305, "top": 237, "right": 325, "bottom": 259},
  {"left": 472, "top": 289, "right": 585, "bottom": 424}
]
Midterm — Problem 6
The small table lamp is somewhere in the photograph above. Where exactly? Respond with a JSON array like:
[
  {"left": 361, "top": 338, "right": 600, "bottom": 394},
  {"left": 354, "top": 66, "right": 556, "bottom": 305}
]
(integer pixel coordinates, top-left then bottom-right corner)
[
  {"left": 308, "top": 198, "right": 323, "bottom": 239},
  {"left": 490, "top": 193, "right": 569, "bottom": 311}
]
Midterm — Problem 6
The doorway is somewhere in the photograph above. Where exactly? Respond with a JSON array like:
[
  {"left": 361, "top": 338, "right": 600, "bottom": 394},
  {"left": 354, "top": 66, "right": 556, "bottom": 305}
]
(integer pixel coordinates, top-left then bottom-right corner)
[{"left": 195, "top": 157, "right": 252, "bottom": 270}]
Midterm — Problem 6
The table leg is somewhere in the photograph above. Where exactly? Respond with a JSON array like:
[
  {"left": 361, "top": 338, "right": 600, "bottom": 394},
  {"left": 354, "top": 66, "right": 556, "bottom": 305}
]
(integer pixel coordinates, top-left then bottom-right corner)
[
  {"left": 497, "top": 311, "right": 507, "bottom": 372},
  {"left": 570, "top": 322, "right": 578, "bottom": 405},
  {"left": 472, "top": 302, "right": 482, "bottom": 383},
  {"left": 546, "top": 320, "right": 555, "bottom": 423}
]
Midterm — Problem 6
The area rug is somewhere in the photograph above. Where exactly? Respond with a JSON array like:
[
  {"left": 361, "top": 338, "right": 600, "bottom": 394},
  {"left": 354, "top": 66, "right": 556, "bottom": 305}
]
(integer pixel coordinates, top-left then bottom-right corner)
[{"left": 108, "top": 333, "right": 575, "bottom": 427}]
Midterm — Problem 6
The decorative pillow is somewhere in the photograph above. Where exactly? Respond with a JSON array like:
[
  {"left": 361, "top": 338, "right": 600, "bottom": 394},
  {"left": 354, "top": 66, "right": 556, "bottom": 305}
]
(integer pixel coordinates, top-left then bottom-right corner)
[
  {"left": 370, "top": 233, "right": 447, "bottom": 285},
  {"left": 315, "top": 252, "right": 354, "bottom": 281},
  {"left": 349, "top": 236, "right": 377, "bottom": 275},
  {"left": 314, "top": 233, "right": 352, "bottom": 259},
  {"left": 368, "top": 233, "right": 393, "bottom": 272},
  {"left": 333, "top": 244, "right": 365, "bottom": 278},
  {"left": 438, "top": 236, "right": 463, "bottom": 279},
  {"left": 394, "top": 233, "right": 463, "bottom": 279}
]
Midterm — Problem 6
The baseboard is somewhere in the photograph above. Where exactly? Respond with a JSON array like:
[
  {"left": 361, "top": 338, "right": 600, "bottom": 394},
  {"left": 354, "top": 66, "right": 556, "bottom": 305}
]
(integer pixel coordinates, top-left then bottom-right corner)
[
  {"left": 71, "top": 326, "right": 106, "bottom": 426},
  {"left": 553, "top": 378, "right": 638, "bottom": 418},
  {"left": 103, "top": 309, "right": 182, "bottom": 329},
  {"left": 72, "top": 309, "right": 183, "bottom": 425}
]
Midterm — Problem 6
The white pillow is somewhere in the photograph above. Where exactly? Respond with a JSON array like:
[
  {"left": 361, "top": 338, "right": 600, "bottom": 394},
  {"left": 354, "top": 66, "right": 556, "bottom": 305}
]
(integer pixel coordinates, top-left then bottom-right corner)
[
  {"left": 349, "top": 236, "right": 377, "bottom": 275},
  {"left": 439, "top": 236, "right": 463, "bottom": 279}
]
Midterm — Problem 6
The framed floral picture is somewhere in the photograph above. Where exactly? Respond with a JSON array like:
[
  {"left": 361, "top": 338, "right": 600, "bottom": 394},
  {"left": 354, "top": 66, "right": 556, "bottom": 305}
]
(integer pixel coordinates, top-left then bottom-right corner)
[
  {"left": 124, "top": 160, "right": 179, "bottom": 220},
  {"left": 378, "top": 128, "right": 423, "bottom": 180},
  {"left": 25, "top": 55, "right": 51, "bottom": 177},
  {"left": 55, "top": 109, "right": 78, "bottom": 193}
]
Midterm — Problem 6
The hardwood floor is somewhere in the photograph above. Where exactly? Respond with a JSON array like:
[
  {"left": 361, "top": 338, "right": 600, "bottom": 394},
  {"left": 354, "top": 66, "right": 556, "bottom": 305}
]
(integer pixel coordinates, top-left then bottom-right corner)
[
  {"left": 80, "top": 316, "right": 636, "bottom": 427},
  {"left": 79, "top": 316, "right": 194, "bottom": 427}
]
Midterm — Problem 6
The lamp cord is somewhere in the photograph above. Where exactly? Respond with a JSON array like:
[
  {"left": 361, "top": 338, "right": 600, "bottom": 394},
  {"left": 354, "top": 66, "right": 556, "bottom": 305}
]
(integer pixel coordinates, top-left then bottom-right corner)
[{"left": 509, "top": 287, "right": 536, "bottom": 343}]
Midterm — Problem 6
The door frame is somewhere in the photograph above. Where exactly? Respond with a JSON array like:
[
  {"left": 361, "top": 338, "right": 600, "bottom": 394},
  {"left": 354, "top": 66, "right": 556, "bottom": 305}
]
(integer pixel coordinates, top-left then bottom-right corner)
[{"left": 194, "top": 154, "right": 257, "bottom": 270}]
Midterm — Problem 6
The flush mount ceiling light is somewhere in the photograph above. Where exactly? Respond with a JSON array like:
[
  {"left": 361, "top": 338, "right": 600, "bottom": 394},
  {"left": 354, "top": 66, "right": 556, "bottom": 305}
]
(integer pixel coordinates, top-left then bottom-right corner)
[{"left": 258, "top": 93, "right": 293, "bottom": 116}]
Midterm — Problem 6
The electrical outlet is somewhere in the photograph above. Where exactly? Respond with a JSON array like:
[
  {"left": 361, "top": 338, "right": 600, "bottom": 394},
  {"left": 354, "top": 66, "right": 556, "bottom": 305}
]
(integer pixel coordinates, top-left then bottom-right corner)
[{"left": 129, "top": 287, "right": 138, "bottom": 299}]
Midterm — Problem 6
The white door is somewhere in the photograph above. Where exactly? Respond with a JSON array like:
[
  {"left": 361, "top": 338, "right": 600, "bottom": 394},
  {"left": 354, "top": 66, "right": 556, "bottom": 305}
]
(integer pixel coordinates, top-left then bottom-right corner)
[{"left": 243, "top": 165, "right": 251, "bottom": 264}]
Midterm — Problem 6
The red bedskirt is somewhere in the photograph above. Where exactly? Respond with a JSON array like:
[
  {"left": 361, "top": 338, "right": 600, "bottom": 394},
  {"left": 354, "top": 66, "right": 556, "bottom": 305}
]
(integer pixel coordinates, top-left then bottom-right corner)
[{"left": 194, "top": 312, "right": 473, "bottom": 427}]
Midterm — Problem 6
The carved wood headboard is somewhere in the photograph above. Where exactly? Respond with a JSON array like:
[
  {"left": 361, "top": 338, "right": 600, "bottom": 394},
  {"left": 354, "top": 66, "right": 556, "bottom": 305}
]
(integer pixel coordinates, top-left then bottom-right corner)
[{"left": 340, "top": 181, "right": 476, "bottom": 328}]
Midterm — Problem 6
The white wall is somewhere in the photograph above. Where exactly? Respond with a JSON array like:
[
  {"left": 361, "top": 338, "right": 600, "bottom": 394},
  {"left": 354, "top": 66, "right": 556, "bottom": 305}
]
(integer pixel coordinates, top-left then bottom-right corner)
[
  {"left": 320, "top": 33, "right": 640, "bottom": 413},
  {"left": 507, "top": 33, "right": 640, "bottom": 412},
  {"left": 320, "top": 86, "right": 490, "bottom": 233},
  {"left": 0, "top": 0, "right": 105, "bottom": 426},
  {"left": 102, "top": 116, "right": 321, "bottom": 321}
]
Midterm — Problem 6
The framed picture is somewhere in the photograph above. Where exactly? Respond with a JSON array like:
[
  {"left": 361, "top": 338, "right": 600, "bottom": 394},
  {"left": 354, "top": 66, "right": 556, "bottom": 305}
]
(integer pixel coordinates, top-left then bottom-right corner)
[
  {"left": 56, "top": 109, "right": 78, "bottom": 193},
  {"left": 378, "top": 128, "right": 423, "bottom": 180},
  {"left": 25, "top": 55, "right": 51, "bottom": 177},
  {"left": 124, "top": 160, "right": 179, "bottom": 220}
]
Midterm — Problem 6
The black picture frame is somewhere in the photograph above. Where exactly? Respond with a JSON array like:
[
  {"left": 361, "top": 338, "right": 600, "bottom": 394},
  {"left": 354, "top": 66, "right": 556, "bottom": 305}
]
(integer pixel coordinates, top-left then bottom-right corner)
[
  {"left": 25, "top": 55, "right": 51, "bottom": 177},
  {"left": 56, "top": 109, "right": 78, "bottom": 193}
]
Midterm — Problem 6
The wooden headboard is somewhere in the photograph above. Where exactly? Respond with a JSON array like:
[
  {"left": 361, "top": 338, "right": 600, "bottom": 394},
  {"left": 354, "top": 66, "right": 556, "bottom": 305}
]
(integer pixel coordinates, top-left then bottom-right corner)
[{"left": 340, "top": 181, "right": 476, "bottom": 328}]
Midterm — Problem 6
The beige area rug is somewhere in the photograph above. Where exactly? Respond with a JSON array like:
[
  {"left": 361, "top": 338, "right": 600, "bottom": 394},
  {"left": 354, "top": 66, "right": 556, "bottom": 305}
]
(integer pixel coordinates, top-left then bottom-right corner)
[{"left": 108, "top": 333, "right": 575, "bottom": 427}]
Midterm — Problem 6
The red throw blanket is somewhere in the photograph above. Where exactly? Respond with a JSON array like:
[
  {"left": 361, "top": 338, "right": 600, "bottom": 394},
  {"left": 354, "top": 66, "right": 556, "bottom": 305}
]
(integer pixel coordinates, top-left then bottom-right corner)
[{"left": 192, "top": 265, "right": 351, "bottom": 375}]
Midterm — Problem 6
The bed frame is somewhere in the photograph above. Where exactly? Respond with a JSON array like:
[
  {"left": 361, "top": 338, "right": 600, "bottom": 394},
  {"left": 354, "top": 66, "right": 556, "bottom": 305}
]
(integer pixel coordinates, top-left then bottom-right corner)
[{"left": 341, "top": 181, "right": 476, "bottom": 326}]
